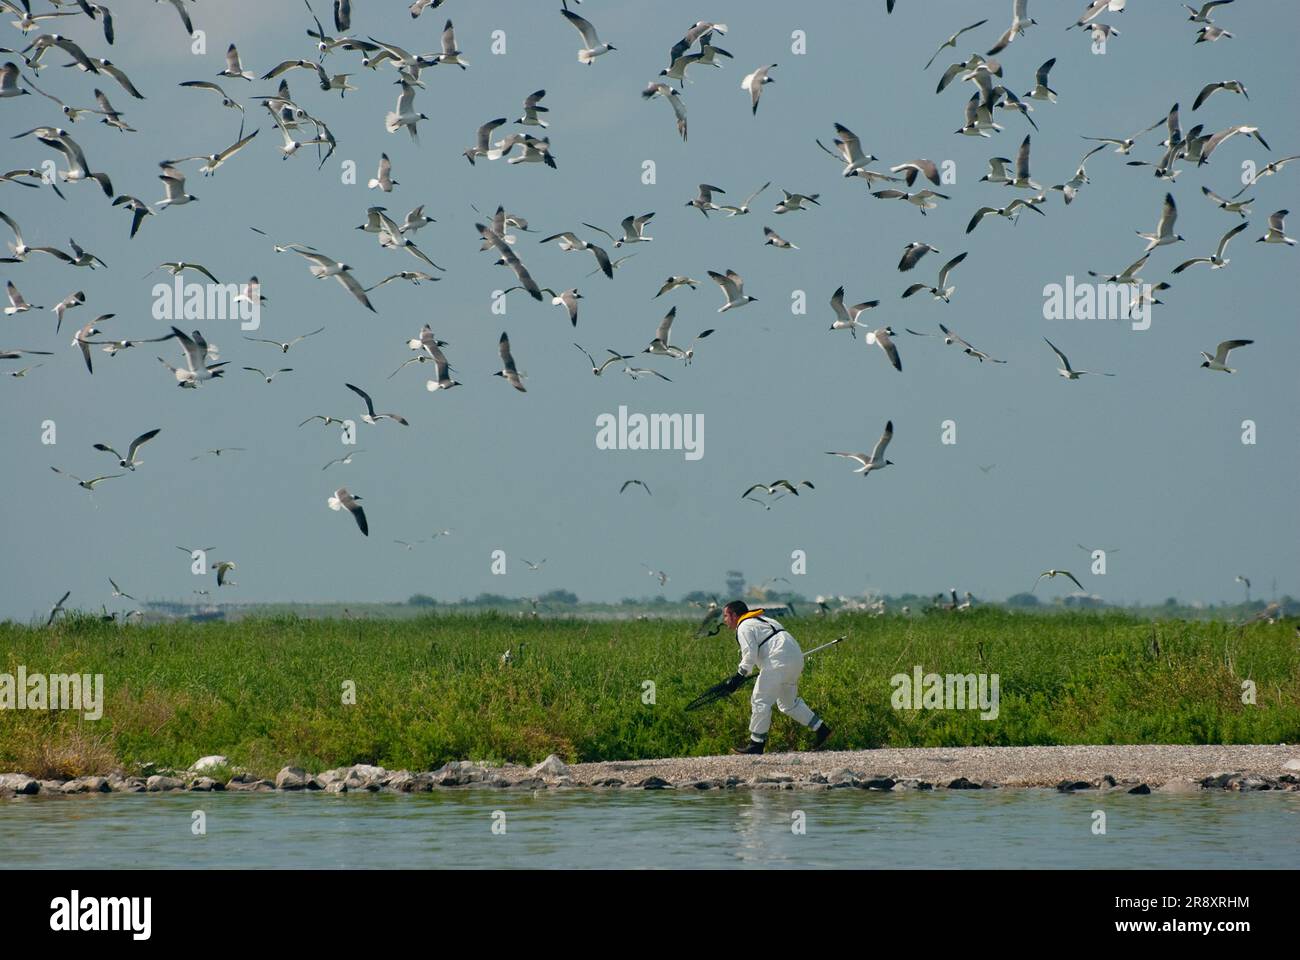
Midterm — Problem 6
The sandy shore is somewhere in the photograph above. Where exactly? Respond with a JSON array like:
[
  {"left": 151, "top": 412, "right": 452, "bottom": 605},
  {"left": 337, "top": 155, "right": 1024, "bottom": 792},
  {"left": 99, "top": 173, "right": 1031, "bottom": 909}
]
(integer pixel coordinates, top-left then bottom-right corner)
[
  {"left": 556, "top": 744, "right": 1300, "bottom": 789},
  {"left": 5, "top": 745, "right": 1299, "bottom": 797}
]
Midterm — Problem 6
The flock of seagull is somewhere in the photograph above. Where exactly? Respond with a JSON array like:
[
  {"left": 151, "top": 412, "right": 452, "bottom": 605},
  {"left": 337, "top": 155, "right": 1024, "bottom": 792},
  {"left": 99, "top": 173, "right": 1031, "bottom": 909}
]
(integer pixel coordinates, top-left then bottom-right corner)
[{"left": 2, "top": 0, "right": 1293, "bottom": 619}]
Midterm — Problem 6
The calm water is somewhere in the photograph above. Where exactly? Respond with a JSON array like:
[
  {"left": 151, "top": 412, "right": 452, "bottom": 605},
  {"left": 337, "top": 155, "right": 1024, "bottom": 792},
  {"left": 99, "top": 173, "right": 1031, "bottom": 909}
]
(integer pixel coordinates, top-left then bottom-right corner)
[{"left": 3, "top": 789, "right": 1297, "bottom": 869}]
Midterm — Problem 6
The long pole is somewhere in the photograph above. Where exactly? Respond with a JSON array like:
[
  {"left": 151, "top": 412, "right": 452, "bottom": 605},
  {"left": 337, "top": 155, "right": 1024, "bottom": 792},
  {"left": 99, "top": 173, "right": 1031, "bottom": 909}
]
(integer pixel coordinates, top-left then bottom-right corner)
[{"left": 803, "top": 636, "right": 847, "bottom": 658}]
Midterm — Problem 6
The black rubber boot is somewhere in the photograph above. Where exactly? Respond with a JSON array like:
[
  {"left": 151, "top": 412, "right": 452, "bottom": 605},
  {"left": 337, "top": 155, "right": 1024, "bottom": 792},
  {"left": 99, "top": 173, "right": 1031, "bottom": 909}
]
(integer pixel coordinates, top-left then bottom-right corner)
[
  {"left": 733, "top": 738, "right": 766, "bottom": 755},
  {"left": 813, "top": 723, "right": 833, "bottom": 750}
]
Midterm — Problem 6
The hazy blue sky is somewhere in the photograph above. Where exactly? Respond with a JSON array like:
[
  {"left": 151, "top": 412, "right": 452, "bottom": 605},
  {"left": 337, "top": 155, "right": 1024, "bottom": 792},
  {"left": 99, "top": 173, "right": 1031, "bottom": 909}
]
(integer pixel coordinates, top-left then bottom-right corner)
[{"left": 1, "top": 0, "right": 1296, "bottom": 620}]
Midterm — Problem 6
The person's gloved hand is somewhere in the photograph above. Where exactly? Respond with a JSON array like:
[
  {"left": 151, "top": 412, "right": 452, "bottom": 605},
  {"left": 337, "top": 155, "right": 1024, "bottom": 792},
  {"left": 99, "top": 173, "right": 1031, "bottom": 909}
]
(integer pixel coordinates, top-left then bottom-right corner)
[{"left": 722, "top": 672, "right": 747, "bottom": 693}]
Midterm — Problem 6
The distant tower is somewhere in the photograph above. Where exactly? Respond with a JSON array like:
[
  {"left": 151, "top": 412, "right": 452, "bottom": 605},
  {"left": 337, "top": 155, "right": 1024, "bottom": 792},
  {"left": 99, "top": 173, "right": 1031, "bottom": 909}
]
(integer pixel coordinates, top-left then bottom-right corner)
[{"left": 726, "top": 570, "right": 745, "bottom": 598}]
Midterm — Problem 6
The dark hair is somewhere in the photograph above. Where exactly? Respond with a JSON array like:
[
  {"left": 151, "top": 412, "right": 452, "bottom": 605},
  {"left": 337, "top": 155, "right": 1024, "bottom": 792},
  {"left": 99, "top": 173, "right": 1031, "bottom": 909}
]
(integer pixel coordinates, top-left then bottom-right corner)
[{"left": 724, "top": 600, "right": 749, "bottom": 617}]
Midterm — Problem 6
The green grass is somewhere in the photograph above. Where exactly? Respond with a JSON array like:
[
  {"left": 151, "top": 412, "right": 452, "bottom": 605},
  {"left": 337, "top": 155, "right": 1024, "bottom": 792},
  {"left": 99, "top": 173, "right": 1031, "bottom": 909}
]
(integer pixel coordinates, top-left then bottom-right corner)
[{"left": 2, "top": 610, "right": 1297, "bottom": 779}]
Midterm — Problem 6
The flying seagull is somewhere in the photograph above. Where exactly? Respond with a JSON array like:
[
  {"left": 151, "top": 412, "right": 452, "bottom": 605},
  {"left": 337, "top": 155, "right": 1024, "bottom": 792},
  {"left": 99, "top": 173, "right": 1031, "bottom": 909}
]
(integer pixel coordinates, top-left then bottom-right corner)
[
  {"left": 902, "top": 251, "right": 968, "bottom": 302},
  {"left": 92, "top": 428, "right": 161, "bottom": 470},
  {"left": 828, "top": 286, "right": 879, "bottom": 338},
  {"left": 243, "top": 367, "right": 293, "bottom": 383},
  {"left": 654, "top": 276, "right": 700, "bottom": 297},
  {"left": 898, "top": 242, "right": 939, "bottom": 272},
  {"left": 4, "top": 281, "right": 40, "bottom": 315},
  {"left": 1136, "top": 193, "right": 1184, "bottom": 252},
  {"left": 1043, "top": 337, "right": 1114, "bottom": 379},
  {"left": 773, "top": 189, "right": 820, "bottom": 215},
  {"left": 368, "top": 153, "right": 397, "bottom": 190},
  {"left": 561, "top": 8, "right": 615, "bottom": 63},
  {"left": 1172, "top": 221, "right": 1250, "bottom": 272},
  {"left": 159, "top": 326, "right": 227, "bottom": 387},
  {"left": 46, "top": 590, "right": 71, "bottom": 626},
  {"left": 827, "top": 421, "right": 894, "bottom": 478},
  {"left": 763, "top": 225, "right": 797, "bottom": 250},
  {"left": 1199, "top": 339, "right": 1252, "bottom": 373},
  {"left": 685, "top": 183, "right": 726, "bottom": 217},
  {"left": 322, "top": 451, "right": 362, "bottom": 471},
  {"left": 1033, "top": 570, "right": 1084, "bottom": 592},
  {"left": 620, "top": 480, "right": 651, "bottom": 496},
  {"left": 1024, "top": 58, "right": 1058, "bottom": 102},
  {"left": 1193, "top": 79, "right": 1248, "bottom": 111},
  {"left": 346, "top": 382, "right": 409, "bottom": 425},
  {"left": 495, "top": 332, "right": 526, "bottom": 392},
  {"left": 51, "top": 466, "right": 124, "bottom": 491},
  {"left": 328, "top": 487, "right": 368, "bottom": 536},
  {"left": 478, "top": 221, "right": 542, "bottom": 300},
  {"left": 924, "top": 19, "right": 989, "bottom": 70},
  {"left": 214, "top": 561, "right": 237, "bottom": 587},
  {"left": 741, "top": 63, "right": 776, "bottom": 115},
  {"left": 708, "top": 269, "right": 756, "bottom": 312},
  {"left": 1256, "top": 210, "right": 1294, "bottom": 245},
  {"left": 584, "top": 214, "right": 655, "bottom": 250},
  {"left": 574, "top": 343, "right": 633, "bottom": 376},
  {"left": 865, "top": 327, "right": 902, "bottom": 372},
  {"left": 1201, "top": 186, "right": 1251, "bottom": 218},
  {"left": 966, "top": 196, "right": 1046, "bottom": 233},
  {"left": 291, "top": 248, "right": 375, "bottom": 312},
  {"left": 642, "top": 82, "right": 687, "bottom": 142},
  {"left": 244, "top": 327, "right": 325, "bottom": 353},
  {"left": 515, "top": 89, "right": 548, "bottom": 127},
  {"left": 871, "top": 189, "right": 950, "bottom": 215},
  {"left": 1231, "top": 156, "right": 1300, "bottom": 197}
]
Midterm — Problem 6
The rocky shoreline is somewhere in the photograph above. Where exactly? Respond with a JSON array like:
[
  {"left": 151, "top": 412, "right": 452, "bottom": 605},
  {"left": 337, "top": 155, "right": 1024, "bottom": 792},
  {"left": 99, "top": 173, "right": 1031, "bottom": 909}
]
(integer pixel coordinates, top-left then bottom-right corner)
[{"left": 4, "top": 745, "right": 1299, "bottom": 799}]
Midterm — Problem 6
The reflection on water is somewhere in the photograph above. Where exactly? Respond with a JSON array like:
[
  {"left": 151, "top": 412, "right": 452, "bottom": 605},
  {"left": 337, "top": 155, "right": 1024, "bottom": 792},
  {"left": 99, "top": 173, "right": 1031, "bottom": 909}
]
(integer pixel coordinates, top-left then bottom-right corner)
[{"left": 2, "top": 789, "right": 1297, "bottom": 869}]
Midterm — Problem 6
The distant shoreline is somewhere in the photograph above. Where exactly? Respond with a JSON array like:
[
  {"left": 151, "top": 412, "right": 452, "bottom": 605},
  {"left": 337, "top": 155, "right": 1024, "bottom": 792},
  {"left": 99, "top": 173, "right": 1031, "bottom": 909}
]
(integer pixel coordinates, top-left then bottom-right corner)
[{"left": 4, "top": 745, "right": 1298, "bottom": 798}]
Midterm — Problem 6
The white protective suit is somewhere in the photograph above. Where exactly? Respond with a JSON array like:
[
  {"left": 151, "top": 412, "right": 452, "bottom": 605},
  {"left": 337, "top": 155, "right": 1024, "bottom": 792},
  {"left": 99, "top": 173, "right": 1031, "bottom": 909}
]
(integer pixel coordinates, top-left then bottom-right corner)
[{"left": 735, "top": 611, "right": 818, "bottom": 738}]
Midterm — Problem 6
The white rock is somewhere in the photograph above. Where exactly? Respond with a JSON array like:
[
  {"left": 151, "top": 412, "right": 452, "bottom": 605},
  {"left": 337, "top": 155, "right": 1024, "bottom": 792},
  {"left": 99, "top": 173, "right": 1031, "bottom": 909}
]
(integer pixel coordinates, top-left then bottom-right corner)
[
  {"left": 0, "top": 774, "right": 38, "bottom": 794},
  {"left": 275, "top": 766, "right": 308, "bottom": 790},
  {"left": 1283, "top": 759, "right": 1300, "bottom": 772},
  {"left": 191, "top": 755, "right": 229, "bottom": 773},
  {"left": 529, "top": 755, "right": 570, "bottom": 780}
]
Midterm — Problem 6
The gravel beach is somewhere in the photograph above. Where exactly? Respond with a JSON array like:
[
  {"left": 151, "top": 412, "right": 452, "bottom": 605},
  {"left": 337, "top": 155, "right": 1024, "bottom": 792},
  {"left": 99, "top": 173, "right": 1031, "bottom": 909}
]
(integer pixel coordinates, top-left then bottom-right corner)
[
  {"left": 5, "top": 745, "right": 1299, "bottom": 797},
  {"left": 559, "top": 744, "right": 1300, "bottom": 789}
]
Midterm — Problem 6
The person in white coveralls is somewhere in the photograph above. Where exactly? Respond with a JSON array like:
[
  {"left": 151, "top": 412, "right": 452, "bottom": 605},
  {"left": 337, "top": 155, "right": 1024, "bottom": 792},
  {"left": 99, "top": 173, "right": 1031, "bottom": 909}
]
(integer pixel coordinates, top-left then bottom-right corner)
[{"left": 719, "top": 600, "right": 832, "bottom": 755}]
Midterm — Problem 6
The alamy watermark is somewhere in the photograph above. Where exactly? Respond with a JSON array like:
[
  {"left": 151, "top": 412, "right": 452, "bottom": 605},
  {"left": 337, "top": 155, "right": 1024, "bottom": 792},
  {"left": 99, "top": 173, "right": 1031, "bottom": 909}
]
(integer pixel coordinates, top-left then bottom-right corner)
[
  {"left": 891, "top": 665, "right": 1000, "bottom": 720},
  {"left": 595, "top": 405, "right": 703, "bottom": 461},
  {"left": 1043, "top": 277, "right": 1155, "bottom": 331},
  {"left": 152, "top": 276, "right": 260, "bottom": 331},
  {"left": 0, "top": 667, "right": 103, "bottom": 720}
]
